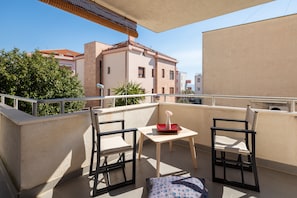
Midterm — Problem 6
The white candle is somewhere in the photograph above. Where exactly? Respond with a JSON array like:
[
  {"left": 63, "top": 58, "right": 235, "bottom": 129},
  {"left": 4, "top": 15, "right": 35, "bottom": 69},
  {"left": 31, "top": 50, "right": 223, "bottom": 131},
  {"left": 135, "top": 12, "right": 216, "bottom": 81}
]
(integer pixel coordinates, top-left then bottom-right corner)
[{"left": 165, "top": 110, "right": 173, "bottom": 130}]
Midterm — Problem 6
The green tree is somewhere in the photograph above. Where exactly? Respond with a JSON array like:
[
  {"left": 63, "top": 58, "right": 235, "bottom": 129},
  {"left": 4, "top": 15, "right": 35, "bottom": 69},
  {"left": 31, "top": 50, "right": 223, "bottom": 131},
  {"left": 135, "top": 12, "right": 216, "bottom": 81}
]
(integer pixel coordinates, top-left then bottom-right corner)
[
  {"left": 113, "top": 81, "right": 145, "bottom": 106},
  {"left": 0, "top": 48, "right": 85, "bottom": 115},
  {"left": 177, "top": 89, "right": 196, "bottom": 103}
]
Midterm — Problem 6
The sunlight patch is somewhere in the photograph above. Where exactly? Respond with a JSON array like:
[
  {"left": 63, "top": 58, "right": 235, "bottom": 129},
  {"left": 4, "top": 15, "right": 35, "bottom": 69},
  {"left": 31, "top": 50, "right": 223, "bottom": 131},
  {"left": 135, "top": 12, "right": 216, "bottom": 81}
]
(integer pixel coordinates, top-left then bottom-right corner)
[
  {"left": 147, "top": 158, "right": 183, "bottom": 176},
  {"left": 222, "top": 186, "right": 249, "bottom": 198}
]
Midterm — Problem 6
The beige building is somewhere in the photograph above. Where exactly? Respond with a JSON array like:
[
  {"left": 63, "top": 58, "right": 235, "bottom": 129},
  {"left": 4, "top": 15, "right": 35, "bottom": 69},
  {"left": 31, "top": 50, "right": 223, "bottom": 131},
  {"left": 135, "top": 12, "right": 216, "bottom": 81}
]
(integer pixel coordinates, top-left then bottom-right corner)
[
  {"left": 39, "top": 49, "right": 81, "bottom": 74},
  {"left": 176, "top": 71, "right": 187, "bottom": 94},
  {"left": 40, "top": 40, "right": 177, "bottom": 105},
  {"left": 203, "top": 14, "right": 297, "bottom": 109},
  {"left": 81, "top": 39, "right": 177, "bottom": 105},
  {"left": 195, "top": 73, "right": 202, "bottom": 94}
]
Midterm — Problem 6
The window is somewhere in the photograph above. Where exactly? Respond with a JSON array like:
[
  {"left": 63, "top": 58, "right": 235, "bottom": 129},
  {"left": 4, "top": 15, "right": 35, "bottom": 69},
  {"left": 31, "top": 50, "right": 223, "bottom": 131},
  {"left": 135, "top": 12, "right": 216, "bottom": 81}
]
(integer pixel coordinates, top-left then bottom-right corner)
[
  {"left": 170, "top": 87, "right": 174, "bottom": 94},
  {"left": 152, "top": 69, "right": 155, "bottom": 77},
  {"left": 162, "top": 69, "right": 165, "bottom": 78},
  {"left": 162, "top": 87, "right": 165, "bottom": 94},
  {"left": 107, "top": 67, "right": 111, "bottom": 74},
  {"left": 197, "top": 78, "right": 200, "bottom": 83},
  {"left": 138, "top": 67, "right": 145, "bottom": 78},
  {"left": 107, "top": 89, "right": 111, "bottom": 96},
  {"left": 170, "top": 70, "right": 174, "bottom": 80}
]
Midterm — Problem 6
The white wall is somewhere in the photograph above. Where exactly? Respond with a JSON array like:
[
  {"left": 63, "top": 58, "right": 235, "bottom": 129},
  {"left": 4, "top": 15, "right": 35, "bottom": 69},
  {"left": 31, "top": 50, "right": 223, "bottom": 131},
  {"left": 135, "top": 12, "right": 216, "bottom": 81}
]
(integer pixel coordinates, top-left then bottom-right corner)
[
  {"left": 195, "top": 74, "right": 202, "bottom": 94},
  {"left": 128, "top": 50, "right": 155, "bottom": 94},
  {"left": 103, "top": 52, "right": 126, "bottom": 95},
  {"left": 76, "top": 58, "right": 84, "bottom": 86},
  {"left": 0, "top": 103, "right": 158, "bottom": 197},
  {"left": 2, "top": 102, "right": 297, "bottom": 196}
]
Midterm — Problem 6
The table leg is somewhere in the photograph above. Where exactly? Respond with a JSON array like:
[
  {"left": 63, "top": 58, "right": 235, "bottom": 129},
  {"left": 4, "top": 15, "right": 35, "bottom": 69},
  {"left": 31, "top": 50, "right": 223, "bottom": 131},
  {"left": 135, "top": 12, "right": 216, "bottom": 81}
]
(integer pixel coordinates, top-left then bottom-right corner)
[
  {"left": 138, "top": 133, "right": 144, "bottom": 159},
  {"left": 169, "top": 141, "right": 173, "bottom": 151},
  {"left": 189, "top": 137, "right": 198, "bottom": 168},
  {"left": 156, "top": 143, "right": 161, "bottom": 177}
]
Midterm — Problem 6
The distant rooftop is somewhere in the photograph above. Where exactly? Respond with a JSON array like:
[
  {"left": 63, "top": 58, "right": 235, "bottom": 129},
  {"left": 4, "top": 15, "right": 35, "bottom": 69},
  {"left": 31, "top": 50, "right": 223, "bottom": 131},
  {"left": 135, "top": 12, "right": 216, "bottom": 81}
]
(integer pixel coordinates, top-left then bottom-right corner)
[
  {"left": 103, "top": 40, "right": 177, "bottom": 62},
  {"left": 39, "top": 49, "right": 81, "bottom": 58}
]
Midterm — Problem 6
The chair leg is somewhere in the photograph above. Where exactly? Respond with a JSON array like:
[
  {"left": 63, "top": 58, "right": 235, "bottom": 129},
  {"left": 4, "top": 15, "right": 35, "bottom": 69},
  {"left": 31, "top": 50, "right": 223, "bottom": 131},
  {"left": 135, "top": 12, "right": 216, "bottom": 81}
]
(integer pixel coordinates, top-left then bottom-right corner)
[
  {"left": 212, "top": 152, "right": 260, "bottom": 192},
  {"left": 92, "top": 153, "right": 137, "bottom": 197},
  {"left": 89, "top": 151, "right": 95, "bottom": 176},
  {"left": 131, "top": 146, "right": 136, "bottom": 184},
  {"left": 221, "top": 152, "right": 226, "bottom": 180},
  {"left": 252, "top": 155, "right": 260, "bottom": 192},
  {"left": 89, "top": 127, "right": 96, "bottom": 176},
  {"left": 119, "top": 153, "right": 127, "bottom": 182},
  {"left": 92, "top": 165, "right": 100, "bottom": 196},
  {"left": 211, "top": 148, "right": 216, "bottom": 181},
  {"left": 239, "top": 155, "right": 245, "bottom": 184}
]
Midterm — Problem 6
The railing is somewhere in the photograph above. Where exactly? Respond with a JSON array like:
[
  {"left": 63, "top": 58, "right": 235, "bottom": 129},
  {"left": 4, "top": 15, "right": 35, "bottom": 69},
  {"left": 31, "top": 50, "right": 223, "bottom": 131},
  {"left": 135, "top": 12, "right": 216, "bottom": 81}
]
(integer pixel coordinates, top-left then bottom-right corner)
[
  {"left": 0, "top": 93, "right": 158, "bottom": 116},
  {"left": 0, "top": 94, "right": 39, "bottom": 115},
  {"left": 1, "top": 93, "right": 297, "bottom": 116}
]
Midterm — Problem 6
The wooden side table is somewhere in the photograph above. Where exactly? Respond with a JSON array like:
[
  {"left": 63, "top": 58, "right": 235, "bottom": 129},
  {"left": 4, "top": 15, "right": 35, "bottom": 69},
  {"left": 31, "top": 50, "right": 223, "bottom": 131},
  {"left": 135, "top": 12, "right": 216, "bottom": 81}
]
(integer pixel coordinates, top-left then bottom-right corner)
[{"left": 137, "top": 125, "right": 198, "bottom": 177}]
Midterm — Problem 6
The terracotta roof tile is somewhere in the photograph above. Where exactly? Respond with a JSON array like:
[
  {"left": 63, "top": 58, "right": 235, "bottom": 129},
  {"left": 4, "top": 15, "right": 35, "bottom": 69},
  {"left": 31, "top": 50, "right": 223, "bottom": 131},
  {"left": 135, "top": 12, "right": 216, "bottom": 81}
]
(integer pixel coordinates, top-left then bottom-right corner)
[{"left": 39, "top": 49, "right": 81, "bottom": 57}]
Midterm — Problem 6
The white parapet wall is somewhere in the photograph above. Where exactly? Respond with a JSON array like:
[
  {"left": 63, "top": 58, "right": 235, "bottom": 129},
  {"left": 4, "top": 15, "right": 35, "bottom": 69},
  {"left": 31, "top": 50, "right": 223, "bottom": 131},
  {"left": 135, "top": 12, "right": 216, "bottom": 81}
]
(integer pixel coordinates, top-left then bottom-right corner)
[
  {"left": 1, "top": 102, "right": 297, "bottom": 197},
  {"left": 0, "top": 103, "right": 158, "bottom": 197},
  {"left": 158, "top": 102, "right": 297, "bottom": 174}
]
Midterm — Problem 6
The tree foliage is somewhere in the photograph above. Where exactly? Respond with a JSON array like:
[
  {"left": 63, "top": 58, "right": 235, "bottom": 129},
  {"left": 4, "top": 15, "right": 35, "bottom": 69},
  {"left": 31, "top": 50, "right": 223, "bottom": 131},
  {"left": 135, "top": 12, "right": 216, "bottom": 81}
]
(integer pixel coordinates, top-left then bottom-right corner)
[
  {"left": 0, "top": 48, "right": 85, "bottom": 115},
  {"left": 113, "top": 81, "right": 145, "bottom": 106},
  {"left": 177, "top": 89, "right": 198, "bottom": 103}
]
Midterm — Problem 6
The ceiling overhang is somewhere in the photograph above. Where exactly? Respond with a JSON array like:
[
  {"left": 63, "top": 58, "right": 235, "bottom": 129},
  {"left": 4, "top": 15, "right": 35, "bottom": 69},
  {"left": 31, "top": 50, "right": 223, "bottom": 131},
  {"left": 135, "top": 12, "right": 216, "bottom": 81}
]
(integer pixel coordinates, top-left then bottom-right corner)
[
  {"left": 39, "top": 0, "right": 138, "bottom": 37},
  {"left": 40, "top": 0, "right": 274, "bottom": 36}
]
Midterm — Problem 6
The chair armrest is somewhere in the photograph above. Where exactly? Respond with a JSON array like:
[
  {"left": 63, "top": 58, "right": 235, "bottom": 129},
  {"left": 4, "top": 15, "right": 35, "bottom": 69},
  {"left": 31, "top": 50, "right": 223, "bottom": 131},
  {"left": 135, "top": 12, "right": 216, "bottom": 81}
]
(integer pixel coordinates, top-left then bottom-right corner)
[
  {"left": 211, "top": 126, "right": 256, "bottom": 134},
  {"left": 99, "top": 119, "right": 124, "bottom": 125},
  {"left": 100, "top": 128, "right": 138, "bottom": 136},
  {"left": 213, "top": 118, "right": 246, "bottom": 123},
  {"left": 213, "top": 118, "right": 247, "bottom": 129}
]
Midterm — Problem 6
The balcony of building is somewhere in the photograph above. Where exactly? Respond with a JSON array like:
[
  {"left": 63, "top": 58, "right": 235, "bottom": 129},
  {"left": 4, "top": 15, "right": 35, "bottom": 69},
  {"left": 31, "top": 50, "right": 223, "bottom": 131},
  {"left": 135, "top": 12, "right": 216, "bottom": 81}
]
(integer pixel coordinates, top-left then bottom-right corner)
[{"left": 1, "top": 94, "right": 297, "bottom": 197}]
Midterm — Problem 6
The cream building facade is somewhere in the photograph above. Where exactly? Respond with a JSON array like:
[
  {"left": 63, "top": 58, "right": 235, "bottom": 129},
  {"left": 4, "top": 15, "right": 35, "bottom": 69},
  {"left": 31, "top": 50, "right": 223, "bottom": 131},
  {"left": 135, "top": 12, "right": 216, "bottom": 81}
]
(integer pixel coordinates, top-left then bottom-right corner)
[
  {"left": 81, "top": 39, "right": 177, "bottom": 105},
  {"left": 40, "top": 40, "right": 177, "bottom": 105},
  {"left": 39, "top": 49, "right": 80, "bottom": 74},
  {"left": 194, "top": 74, "right": 203, "bottom": 94},
  {"left": 203, "top": 14, "right": 297, "bottom": 109},
  {"left": 176, "top": 71, "right": 187, "bottom": 94}
]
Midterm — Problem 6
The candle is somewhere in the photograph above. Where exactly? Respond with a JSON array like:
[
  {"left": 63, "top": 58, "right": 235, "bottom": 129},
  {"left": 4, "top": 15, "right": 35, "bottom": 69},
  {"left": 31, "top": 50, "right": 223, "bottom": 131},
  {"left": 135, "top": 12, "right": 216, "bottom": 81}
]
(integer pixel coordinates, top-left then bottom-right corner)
[{"left": 165, "top": 110, "right": 173, "bottom": 130}]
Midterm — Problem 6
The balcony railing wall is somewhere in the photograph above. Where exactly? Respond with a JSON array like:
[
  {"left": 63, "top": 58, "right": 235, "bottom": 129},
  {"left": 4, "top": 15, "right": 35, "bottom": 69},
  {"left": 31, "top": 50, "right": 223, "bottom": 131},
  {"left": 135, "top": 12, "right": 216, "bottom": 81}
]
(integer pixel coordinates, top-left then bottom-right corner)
[
  {"left": 1, "top": 94, "right": 297, "bottom": 197},
  {"left": 1, "top": 93, "right": 297, "bottom": 116},
  {"left": 0, "top": 102, "right": 158, "bottom": 197}
]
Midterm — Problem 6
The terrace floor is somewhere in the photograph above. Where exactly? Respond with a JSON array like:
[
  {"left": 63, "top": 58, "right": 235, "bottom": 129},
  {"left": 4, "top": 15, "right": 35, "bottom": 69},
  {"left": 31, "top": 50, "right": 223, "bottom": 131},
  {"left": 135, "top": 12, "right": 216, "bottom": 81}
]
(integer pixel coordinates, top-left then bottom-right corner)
[{"left": 2, "top": 140, "right": 297, "bottom": 198}]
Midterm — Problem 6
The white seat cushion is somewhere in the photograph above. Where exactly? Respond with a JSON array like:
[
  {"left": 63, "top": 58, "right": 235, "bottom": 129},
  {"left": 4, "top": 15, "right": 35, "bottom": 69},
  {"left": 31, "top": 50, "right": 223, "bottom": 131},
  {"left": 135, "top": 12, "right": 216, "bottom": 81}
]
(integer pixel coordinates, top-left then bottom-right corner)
[
  {"left": 215, "top": 135, "right": 250, "bottom": 155},
  {"left": 100, "top": 136, "right": 132, "bottom": 156}
]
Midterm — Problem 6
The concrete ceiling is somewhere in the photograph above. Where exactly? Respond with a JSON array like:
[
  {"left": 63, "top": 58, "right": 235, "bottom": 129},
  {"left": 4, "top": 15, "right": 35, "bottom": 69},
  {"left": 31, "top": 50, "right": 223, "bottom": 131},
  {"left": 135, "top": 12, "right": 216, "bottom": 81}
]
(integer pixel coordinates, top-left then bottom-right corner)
[
  {"left": 40, "top": 0, "right": 274, "bottom": 37},
  {"left": 92, "top": 0, "right": 273, "bottom": 32}
]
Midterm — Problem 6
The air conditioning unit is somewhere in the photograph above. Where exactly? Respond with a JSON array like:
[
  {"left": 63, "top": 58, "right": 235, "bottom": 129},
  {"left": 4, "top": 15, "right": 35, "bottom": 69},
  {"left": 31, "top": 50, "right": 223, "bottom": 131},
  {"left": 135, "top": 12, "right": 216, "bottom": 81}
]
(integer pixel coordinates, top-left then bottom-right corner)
[{"left": 269, "top": 105, "right": 289, "bottom": 111}]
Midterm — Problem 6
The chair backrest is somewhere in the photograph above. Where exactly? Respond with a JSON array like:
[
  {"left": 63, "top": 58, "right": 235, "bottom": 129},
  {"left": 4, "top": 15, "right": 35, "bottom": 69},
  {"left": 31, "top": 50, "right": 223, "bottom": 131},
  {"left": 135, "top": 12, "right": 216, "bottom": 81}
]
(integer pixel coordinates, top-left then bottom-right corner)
[
  {"left": 90, "top": 107, "right": 100, "bottom": 133},
  {"left": 245, "top": 105, "right": 258, "bottom": 131}
]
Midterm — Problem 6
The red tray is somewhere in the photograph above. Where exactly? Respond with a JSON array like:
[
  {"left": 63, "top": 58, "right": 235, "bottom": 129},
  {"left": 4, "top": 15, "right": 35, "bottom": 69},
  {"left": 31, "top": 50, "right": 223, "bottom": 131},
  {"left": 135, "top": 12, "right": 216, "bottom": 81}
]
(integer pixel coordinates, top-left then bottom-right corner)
[{"left": 157, "top": 124, "right": 181, "bottom": 132}]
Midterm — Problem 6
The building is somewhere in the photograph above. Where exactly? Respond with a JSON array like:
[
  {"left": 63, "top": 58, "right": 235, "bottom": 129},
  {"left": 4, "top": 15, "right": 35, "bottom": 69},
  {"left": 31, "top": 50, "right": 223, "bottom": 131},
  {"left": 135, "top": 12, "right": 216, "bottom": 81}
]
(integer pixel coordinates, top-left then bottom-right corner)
[
  {"left": 194, "top": 74, "right": 203, "bottom": 94},
  {"left": 81, "top": 39, "right": 177, "bottom": 105},
  {"left": 40, "top": 39, "right": 177, "bottom": 105},
  {"left": 176, "top": 71, "right": 187, "bottom": 94},
  {"left": 203, "top": 14, "right": 297, "bottom": 109},
  {"left": 39, "top": 49, "right": 81, "bottom": 74}
]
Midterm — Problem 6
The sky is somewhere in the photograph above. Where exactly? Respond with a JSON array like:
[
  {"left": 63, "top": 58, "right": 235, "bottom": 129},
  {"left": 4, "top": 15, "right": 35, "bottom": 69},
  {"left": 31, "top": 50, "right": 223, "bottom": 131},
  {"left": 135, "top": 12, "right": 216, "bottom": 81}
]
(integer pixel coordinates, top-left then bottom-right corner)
[{"left": 1, "top": 0, "right": 297, "bottom": 82}]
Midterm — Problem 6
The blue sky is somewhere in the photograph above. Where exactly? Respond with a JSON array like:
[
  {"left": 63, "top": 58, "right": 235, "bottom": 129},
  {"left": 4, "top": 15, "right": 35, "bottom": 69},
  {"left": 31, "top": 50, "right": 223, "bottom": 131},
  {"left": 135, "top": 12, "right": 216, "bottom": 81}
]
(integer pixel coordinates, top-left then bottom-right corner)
[{"left": 1, "top": 0, "right": 297, "bottom": 82}]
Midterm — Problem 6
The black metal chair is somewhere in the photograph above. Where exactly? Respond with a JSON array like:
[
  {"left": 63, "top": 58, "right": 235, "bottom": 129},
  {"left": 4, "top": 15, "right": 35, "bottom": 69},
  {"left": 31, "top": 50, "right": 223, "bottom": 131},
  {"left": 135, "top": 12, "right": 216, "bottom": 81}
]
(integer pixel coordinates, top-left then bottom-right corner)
[
  {"left": 89, "top": 107, "right": 137, "bottom": 196},
  {"left": 210, "top": 105, "right": 260, "bottom": 192}
]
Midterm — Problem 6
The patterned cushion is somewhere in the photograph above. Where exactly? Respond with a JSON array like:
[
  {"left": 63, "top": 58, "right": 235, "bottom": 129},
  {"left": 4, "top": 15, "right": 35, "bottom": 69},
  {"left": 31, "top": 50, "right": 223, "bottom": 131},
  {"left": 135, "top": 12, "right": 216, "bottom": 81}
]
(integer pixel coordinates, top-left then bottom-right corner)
[{"left": 146, "top": 175, "right": 208, "bottom": 198}]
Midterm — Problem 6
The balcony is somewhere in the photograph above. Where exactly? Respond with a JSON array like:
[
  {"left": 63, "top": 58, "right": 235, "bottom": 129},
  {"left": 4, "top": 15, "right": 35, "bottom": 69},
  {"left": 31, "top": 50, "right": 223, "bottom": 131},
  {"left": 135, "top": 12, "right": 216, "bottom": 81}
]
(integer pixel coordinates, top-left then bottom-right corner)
[{"left": 1, "top": 95, "right": 297, "bottom": 197}]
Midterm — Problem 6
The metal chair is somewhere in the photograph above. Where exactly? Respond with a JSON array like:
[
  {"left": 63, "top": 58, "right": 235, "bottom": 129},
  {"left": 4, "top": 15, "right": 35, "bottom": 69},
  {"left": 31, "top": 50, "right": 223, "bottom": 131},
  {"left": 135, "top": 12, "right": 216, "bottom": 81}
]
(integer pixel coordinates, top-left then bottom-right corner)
[
  {"left": 89, "top": 107, "right": 137, "bottom": 196},
  {"left": 210, "top": 105, "right": 260, "bottom": 192}
]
